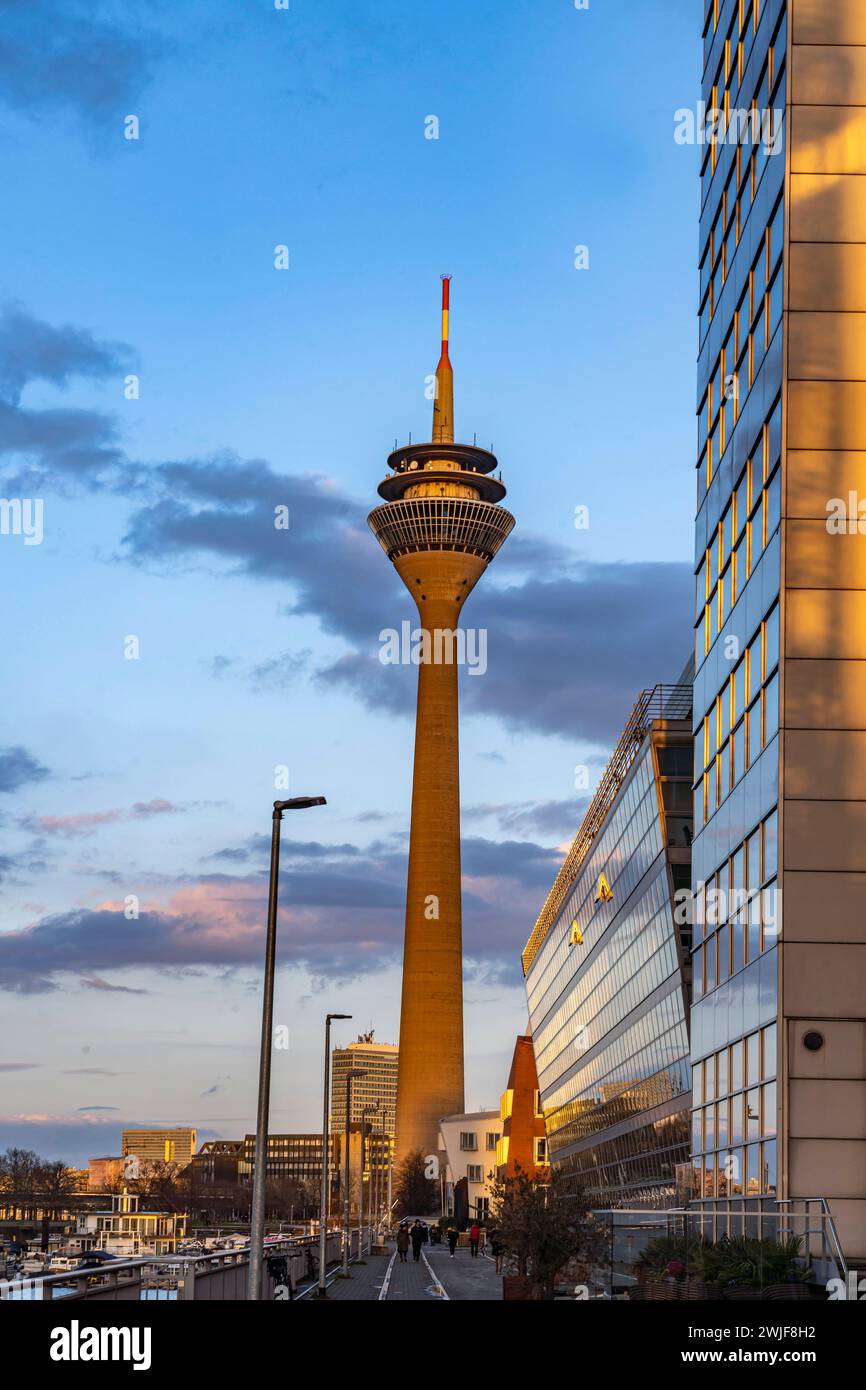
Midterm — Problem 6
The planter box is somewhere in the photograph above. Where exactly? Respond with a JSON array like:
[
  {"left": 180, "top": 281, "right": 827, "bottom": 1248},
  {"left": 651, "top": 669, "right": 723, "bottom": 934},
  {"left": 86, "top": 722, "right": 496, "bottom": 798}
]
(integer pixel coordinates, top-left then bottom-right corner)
[
  {"left": 683, "top": 1280, "right": 722, "bottom": 1301},
  {"left": 646, "top": 1281, "right": 682, "bottom": 1300},
  {"left": 503, "top": 1275, "right": 533, "bottom": 1302}
]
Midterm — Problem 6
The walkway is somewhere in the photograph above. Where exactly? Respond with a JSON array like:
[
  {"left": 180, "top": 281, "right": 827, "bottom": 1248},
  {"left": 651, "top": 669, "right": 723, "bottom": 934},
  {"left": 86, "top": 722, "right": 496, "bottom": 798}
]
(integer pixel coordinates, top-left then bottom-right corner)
[{"left": 298, "top": 1241, "right": 502, "bottom": 1302}]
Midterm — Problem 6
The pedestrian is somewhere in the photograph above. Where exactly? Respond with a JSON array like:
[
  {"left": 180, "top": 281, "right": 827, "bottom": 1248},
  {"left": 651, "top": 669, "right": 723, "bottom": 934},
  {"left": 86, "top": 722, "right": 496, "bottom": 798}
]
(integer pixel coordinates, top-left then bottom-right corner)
[
  {"left": 469, "top": 1221, "right": 481, "bottom": 1257},
  {"left": 410, "top": 1220, "right": 425, "bottom": 1262},
  {"left": 396, "top": 1225, "right": 410, "bottom": 1264},
  {"left": 446, "top": 1226, "right": 459, "bottom": 1258},
  {"left": 421, "top": 1222, "right": 429, "bottom": 1245},
  {"left": 490, "top": 1229, "right": 505, "bottom": 1274}
]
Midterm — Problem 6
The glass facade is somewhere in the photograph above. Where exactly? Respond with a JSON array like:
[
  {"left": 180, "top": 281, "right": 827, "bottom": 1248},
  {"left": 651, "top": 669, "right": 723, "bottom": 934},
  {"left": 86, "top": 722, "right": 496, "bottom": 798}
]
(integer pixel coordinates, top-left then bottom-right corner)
[
  {"left": 692, "top": 0, "right": 787, "bottom": 1196},
  {"left": 524, "top": 706, "right": 693, "bottom": 1209}
]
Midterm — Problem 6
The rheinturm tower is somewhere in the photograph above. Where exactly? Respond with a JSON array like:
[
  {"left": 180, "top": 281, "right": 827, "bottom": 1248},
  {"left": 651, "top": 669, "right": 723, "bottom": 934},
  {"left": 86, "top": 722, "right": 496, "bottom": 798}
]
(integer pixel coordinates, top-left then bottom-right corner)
[{"left": 368, "top": 278, "right": 515, "bottom": 1163}]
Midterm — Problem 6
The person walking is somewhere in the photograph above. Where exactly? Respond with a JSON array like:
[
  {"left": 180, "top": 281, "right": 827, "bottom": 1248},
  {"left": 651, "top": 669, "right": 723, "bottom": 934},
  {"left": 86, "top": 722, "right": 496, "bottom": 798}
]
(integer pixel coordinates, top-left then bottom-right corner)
[
  {"left": 396, "top": 1225, "right": 410, "bottom": 1264},
  {"left": 490, "top": 1229, "right": 505, "bottom": 1274},
  {"left": 410, "top": 1220, "right": 425, "bottom": 1262},
  {"left": 446, "top": 1226, "right": 459, "bottom": 1258},
  {"left": 469, "top": 1221, "right": 481, "bottom": 1257}
]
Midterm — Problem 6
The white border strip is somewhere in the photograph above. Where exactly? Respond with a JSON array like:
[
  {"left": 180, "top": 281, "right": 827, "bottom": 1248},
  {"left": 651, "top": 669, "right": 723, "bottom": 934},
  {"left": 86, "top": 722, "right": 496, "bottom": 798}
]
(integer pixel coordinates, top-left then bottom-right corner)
[
  {"left": 378, "top": 1249, "right": 398, "bottom": 1301},
  {"left": 421, "top": 1248, "right": 450, "bottom": 1300}
]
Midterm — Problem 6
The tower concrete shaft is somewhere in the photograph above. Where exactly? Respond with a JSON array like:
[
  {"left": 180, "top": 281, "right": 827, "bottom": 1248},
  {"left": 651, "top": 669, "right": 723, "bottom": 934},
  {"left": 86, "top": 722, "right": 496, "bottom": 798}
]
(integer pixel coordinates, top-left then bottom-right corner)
[{"left": 368, "top": 279, "right": 515, "bottom": 1166}]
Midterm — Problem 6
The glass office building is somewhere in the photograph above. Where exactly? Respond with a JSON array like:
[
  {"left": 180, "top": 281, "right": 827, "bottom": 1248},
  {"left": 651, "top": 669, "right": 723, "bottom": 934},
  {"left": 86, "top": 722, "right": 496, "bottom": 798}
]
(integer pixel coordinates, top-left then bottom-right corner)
[
  {"left": 693, "top": 0, "right": 866, "bottom": 1259},
  {"left": 522, "top": 684, "right": 693, "bottom": 1209}
]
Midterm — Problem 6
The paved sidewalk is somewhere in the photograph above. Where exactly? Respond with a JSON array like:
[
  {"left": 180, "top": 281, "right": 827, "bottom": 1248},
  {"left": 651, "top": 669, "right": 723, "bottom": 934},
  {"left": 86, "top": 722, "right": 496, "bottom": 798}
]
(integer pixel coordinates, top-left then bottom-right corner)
[
  {"left": 426, "top": 1244, "right": 502, "bottom": 1301},
  {"left": 298, "top": 1242, "right": 503, "bottom": 1302},
  {"left": 384, "top": 1248, "right": 448, "bottom": 1301},
  {"left": 298, "top": 1251, "right": 394, "bottom": 1301}
]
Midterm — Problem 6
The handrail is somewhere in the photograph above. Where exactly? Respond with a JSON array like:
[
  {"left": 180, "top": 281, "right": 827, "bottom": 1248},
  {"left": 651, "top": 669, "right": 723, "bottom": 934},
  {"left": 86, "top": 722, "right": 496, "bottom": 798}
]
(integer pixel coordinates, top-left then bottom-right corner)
[{"left": 1, "top": 1231, "right": 334, "bottom": 1294}]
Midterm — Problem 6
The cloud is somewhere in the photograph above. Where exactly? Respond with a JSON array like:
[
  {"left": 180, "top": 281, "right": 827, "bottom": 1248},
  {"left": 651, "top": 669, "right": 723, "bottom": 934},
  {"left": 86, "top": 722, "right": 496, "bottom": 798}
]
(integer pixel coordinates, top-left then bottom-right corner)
[
  {"left": 0, "top": 745, "right": 49, "bottom": 793},
  {"left": 79, "top": 975, "right": 147, "bottom": 995},
  {"left": 64, "top": 1068, "right": 119, "bottom": 1076},
  {"left": 319, "top": 562, "right": 693, "bottom": 744},
  {"left": 27, "top": 798, "right": 192, "bottom": 839},
  {"left": 204, "top": 649, "right": 312, "bottom": 693},
  {"left": 0, "top": 305, "right": 135, "bottom": 491},
  {"left": 464, "top": 797, "right": 590, "bottom": 840},
  {"left": 119, "top": 453, "right": 691, "bottom": 743},
  {"left": 0, "top": 1063, "right": 39, "bottom": 1072},
  {"left": 0, "top": 829, "right": 563, "bottom": 993},
  {"left": 0, "top": 0, "right": 161, "bottom": 127},
  {"left": 3, "top": 305, "right": 690, "bottom": 746}
]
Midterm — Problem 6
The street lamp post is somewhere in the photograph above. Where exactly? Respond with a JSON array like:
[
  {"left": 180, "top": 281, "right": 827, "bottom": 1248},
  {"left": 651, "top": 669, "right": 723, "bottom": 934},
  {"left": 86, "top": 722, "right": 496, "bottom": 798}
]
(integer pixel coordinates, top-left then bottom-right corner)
[
  {"left": 342, "top": 1069, "right": 368, "bottom": 1276},
  {"left": 367, "top": 1104, "right": 382, "bottom": 1249},
  {"left": 359, "top": 1103, "right": 378, "bottom": 1259},
  {"left": 247, "top": 796, "right": 326, "bottom": 1303},
  {"left": 373, "top": 1119, "right": 382, "bottom": 1239},
  {"left": 318, "top": 1011, "right": 351, "bottom": 1298}
]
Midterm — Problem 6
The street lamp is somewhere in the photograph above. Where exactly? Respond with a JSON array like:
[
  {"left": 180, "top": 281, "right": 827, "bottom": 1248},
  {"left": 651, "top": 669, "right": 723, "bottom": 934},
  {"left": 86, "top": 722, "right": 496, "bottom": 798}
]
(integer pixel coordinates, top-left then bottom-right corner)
[
  {"left": 359, "top": 1102, "right": 379, "bottom": 1259},
  {"left": 342, "top": 1069, "right": 368, "bottom": 1276},
  {"left": 248, "top": 796, "right": 326, "bottom": 1302},
  {"left": 318, "top": 1011, "right": 351, "bottom": 1297}
]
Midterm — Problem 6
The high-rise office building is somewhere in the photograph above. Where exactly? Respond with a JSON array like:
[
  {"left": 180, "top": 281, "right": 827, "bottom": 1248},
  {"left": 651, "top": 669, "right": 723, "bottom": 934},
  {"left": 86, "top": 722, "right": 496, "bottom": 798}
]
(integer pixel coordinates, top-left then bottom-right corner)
[
  {"left": 368, "top": 279, "right": 515, "bottom": 1161},
  {"left": 330, "top": 1033, "right": 399, "bottom": 1138},
  {"left": 693, "top": 0, "right": 866, "bottom": 1259},
  {"left": 120, "top": 1127, "right": 196, "bottom": 1168},
  {"left": 241, "top": 1133, "right": 339, "bottom": 1188},
  {"left": 522, "top": 682, "right": 693, "bottom": 1208}
]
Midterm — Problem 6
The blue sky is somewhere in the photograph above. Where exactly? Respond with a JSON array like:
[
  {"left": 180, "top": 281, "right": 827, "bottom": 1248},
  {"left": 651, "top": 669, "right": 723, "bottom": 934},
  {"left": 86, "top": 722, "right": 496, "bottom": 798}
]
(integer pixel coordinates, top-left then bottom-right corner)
[{"left": 0, "top": 0, "right": 700, "bottom": 1166}]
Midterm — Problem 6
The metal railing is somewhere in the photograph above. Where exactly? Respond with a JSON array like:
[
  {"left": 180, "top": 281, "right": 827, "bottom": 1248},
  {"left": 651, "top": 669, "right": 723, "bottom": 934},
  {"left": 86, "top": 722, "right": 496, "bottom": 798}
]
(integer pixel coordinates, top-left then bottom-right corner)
[
  {"left": 588, "top": 1198, "right": 847, "bottom": 1299},
  {"left": 0, "top": 1230, "right": 354, "bottom": 1301},
  {"left": 368, "top": 496, "right": 515, "bottom": 561}
]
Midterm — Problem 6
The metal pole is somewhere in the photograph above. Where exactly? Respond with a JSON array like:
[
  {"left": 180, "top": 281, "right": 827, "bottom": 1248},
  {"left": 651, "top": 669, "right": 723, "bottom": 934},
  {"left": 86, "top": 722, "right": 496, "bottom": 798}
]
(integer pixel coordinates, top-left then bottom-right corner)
[
  {"left": 318, "top": 1015, "right": 332, "bottom": 1297},
  {"left": 248, "top": 808, "right": 283, "bottom": 1301},
  {"left": 342, "top": 1075, "right": 353, "bottom": 1276},
  {"left": 359, "top": 1111, "right": 365, "bottom": 1259},
  {"left": 375, "top": 1121, "right": 384, "bottom": 1235},
  {"left": 340, "top": 1068, "right": 367, "bottom": 1274},
  {"left": 370, "top": 1116, "right": 378, "bottom": 1244},
  {"left": 318, "top": 1011, "right": 350, "bottom": 1297},
  {"left": 358, "top": 1104, "right": 377, "bottom": 1258}
]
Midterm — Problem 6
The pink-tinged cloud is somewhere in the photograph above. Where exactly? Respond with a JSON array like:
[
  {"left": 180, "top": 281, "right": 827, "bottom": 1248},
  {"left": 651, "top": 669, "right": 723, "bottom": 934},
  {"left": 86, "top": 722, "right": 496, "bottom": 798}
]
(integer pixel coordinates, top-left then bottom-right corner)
[
  {"left": 31, "top": 798, "right": 187, "bottom": 838},
  {"left": 0, "top": 834, "right": 562, "bottom": 993}
]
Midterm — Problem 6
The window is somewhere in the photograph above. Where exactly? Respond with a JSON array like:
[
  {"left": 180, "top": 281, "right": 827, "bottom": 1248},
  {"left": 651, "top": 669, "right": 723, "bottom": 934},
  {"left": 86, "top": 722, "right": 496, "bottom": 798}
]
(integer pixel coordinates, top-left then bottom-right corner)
[
  {"left": 466, "top": 1164, "right": 483, "bottom": 1183},
  {"left": 485, "top": 1131, "right": 500, "bottom": 1151},
  {"left": 534, "top": 1137, "right": 548, "bottom": 1165},
  {"left": 459, "top": 1132, "right": 478, "bottom": 1152}
]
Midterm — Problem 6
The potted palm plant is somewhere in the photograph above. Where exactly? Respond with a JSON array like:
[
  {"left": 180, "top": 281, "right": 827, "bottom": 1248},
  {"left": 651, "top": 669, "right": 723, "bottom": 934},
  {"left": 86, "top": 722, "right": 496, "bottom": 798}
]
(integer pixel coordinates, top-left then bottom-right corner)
[{"left": 717, "top": 1235, "right": 812, "bottom": 1299}]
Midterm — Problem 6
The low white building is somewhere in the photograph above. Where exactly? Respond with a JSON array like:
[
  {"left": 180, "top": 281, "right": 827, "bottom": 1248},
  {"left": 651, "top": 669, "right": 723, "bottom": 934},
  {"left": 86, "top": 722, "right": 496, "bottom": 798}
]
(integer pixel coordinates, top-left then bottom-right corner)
[
  {"left": 437, "top": 1110, "right": 501, "bottom": 1224},
  {"left": 73, "top": 1192, "right": 185, "bottom": 1257}
]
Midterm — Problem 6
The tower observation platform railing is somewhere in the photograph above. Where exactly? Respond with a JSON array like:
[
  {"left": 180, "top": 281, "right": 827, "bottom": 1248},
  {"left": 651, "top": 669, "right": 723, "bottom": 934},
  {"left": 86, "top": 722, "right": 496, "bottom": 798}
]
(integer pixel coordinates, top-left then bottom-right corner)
[{"left": 368, "top": 495, "right": 514, "bottom": 562}]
